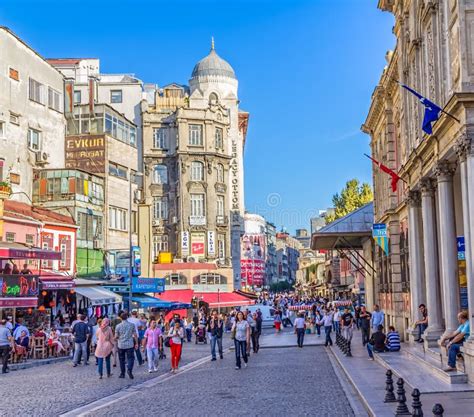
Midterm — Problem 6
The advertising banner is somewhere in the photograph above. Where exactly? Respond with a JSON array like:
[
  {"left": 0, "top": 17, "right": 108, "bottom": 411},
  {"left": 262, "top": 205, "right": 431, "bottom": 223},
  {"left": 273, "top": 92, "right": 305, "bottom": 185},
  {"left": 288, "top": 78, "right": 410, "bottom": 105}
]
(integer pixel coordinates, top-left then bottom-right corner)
[
  {"left": 0, "top": 274, "right": 39, "bottom": 298},
  {"left": 131, "top": 246, "right": 141, "bottom": 277},
  {"left": 181, "top": 231, "right": 190, "bottom": 257},
  {"left": 240, "top": 234, "right": 266, "bottom": 287},
  {"left": 373, "top": 223, "right": 389, "bottom": 255},
  {"left": 132, "top": 277, "right": 165, "bottom": 293},
  {"left": 208, "top": 231, "right": 216, "bottom": 256},
  {"left": 65, "top": 135, "right": 106, "bottom": 173},
  {"left": 191, "top": 233, "right": 205, "bottom": 257}
]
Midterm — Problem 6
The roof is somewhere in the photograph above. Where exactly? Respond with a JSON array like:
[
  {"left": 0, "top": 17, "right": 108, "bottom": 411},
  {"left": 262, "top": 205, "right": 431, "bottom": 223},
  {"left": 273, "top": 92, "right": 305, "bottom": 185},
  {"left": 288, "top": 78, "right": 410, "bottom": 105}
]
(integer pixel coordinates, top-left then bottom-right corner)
[
  {"left": 311, "top": 202, "right": 374, "bottom": 250},
  {"left": 4, "top": 200, "right": 76, "bottom": 227},
  {"left": 191, "top": 45, "right": 236, "bottom": 80},
  {"left": 46, "top": 58, "right": 85, "bottom": 66},
  {"left": 153, "top": 262, "right": 217, "bottom": 272}
]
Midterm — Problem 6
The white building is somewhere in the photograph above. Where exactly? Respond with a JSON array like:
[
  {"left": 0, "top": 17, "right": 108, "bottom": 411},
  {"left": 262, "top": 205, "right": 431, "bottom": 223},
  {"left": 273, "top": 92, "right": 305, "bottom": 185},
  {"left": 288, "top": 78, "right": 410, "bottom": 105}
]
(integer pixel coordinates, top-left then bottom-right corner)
[{"left": 0, "top": 27, "right": 65, "bottom": 202}]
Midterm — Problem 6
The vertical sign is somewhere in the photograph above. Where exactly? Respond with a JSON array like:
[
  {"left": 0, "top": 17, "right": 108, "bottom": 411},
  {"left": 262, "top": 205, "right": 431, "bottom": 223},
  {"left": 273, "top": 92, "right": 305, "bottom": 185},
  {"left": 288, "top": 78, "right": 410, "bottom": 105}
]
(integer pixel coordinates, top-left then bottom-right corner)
[
  {"left": 181, "top": 231, "right": 189, "bottom": 257},
  {"left": 457, "top": 236, "right": 468, "bottom": 310},
  {"left": 373, "top": 223, "right": 389, "bottom": 255},
  {"left": 191, "top": 233, "right": 205, "bottom": 257},
  {"left": 208, "top": 231, "right": 216, "bottom": 257},
  {"left": 64, "top": 78, "right": 74, "bottom": 116}
]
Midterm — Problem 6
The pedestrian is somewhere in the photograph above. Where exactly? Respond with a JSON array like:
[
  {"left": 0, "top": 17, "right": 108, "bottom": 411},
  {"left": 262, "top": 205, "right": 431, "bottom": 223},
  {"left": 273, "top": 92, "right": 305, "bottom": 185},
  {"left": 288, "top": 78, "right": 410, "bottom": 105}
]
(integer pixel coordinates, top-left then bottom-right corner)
[
  {"left": 143, "top": 319, "right": 162, "bottom": 373},
  {"left": 115, "top": 311, "right": 138, "bottom": 379},
  {"left": 95, "top": 318, "right": 114, "bottom": 379},
  {"left": 370, "top": 304, "right": 384, "bottom": 333},
  {"left": 354, "top": 306, "right": 361, "bottom": 330},
  {"left": 441, "top": 311, "right": 470, "bottom": 372},
  {"left": 110, "top": 314, "right": 122, "bottom": 368},
  {"left": 413, "top": 304, "right": 428, "bottom": 343},
  {"left": 359, "top": 306, "right": 371, "bottom": 346},
  {"left": 232, "top": 311, "right": 250, "bottom": 370},
  {"left": 322, "top": 309, "right": 333, "bottom": 347},
  {"left": 294, "top": 312, "right": 306, "bottom": 348},
  {"left": 314, "top": 309, "right": 323, "bottom": 336},
  {"left": 367, "top": 324, "right": 386, "bottom": 360},
  {"left": 208, "top": 310, "right": 224, "bottom": 361},
  {"left": 386, "top": 326, "right": 401, "bottom": 352},
  {"left": 251, "top": 312, "right": 262, "bottom": 353},
  {"left": 72, "top": 314, "right": 90, "bottom": 367},
  {"left": 0, "top": 319, "right": 13, "bottom": 374},
  {"left": 274, "top": 309, "right": 282, "bottom": 333},
  {"left": 128, "top": 311, "right": 144, "bottom": 365},
  {"left": 341, "top": 307, "right": 354, "bottom": 342},
  {"left": 333, "top": 308, "right": 341, "bottom": 335},
  {"left": 168, "top": 321, "right": 184, "bottom": 373}
]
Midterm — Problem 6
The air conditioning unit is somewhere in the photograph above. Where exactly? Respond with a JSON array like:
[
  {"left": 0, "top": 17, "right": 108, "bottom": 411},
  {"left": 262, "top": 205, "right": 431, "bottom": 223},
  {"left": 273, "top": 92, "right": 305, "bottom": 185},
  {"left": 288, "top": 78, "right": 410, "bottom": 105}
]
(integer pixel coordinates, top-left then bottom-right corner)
[
  {"left": 35, "top": 151, "right": 49, "bottom": 165},
  {"left": 187, "top": 256, "right": 197, "bottom": 263}
]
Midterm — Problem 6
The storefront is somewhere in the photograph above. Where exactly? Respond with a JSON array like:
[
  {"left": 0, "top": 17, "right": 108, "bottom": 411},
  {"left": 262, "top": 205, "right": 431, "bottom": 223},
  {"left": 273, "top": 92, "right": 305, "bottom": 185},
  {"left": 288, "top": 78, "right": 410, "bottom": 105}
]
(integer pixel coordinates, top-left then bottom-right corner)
[{"left": 75, "top": 281, "right": 123, "bottom": 320}]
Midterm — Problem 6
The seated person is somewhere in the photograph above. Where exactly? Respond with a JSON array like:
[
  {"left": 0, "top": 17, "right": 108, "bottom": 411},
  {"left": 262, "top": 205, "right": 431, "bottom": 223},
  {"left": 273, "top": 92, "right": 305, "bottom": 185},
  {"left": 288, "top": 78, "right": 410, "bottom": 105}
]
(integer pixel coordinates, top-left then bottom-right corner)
[
  {"left": 414, "top": 304, "right": 428, "bottom": 343},
  {"left": 367, "top": 325, "right": 386, "bottom": 360},
  {"left": 441, "top": 311, "right": 470, "bottom": 372},
  {"left": 34, "top": 327, "right": 47, "bottom": 339},
  {"left": 47, "top": 328, "right": 65, "bottom": 355},
  {"left": 15, "top": 330, "right": 30, "bottom": 358},
  {"left": 386, "top": 326, "right": 401, "bottom": 352}
]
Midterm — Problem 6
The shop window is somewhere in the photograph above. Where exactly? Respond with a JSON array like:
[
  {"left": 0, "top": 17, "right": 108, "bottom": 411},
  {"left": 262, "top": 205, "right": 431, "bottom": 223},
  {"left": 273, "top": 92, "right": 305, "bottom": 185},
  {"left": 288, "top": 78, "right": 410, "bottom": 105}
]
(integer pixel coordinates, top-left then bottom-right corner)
[
  {"left": 165, "top": 273, "right": 187, "bottom": 285},
  {"left": 25, "top": 234, "right": 35, "bottom": 245},
  {"left": 5, "top": 232, "right": 15, "bottom": 243}
]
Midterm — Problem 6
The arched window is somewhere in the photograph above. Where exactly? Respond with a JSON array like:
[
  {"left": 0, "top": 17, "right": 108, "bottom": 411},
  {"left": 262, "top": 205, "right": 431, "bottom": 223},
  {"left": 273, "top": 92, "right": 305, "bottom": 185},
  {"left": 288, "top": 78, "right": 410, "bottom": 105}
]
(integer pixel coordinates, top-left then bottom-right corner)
[
  {"left": 153, "top": 164, "right": 168, "bottom": 184},
  {"left": 193, "top": 273, "right": 227, "bottom": 285},
  {"left": 216, "top": 164, "right": 224, "bottom": 183},
  {"left": 165, "top": 273, "right": 187, "bottom": 286},
  {"left": 209, "top": 92, "right": 218, "bottom": 104},
  {"left": 191, "top": 161, "right": 204, "bottom": 181}
]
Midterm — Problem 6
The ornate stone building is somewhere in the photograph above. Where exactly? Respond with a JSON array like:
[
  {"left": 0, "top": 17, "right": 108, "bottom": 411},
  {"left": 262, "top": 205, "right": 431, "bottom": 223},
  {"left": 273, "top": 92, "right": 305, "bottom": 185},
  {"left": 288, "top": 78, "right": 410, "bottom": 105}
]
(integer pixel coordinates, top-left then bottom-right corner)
[
  {"left": 363, "top": 0, "right": 474, "bottom": 379},
  {"left": 139, "top": 42, "right": 248, "bottom": 290}
]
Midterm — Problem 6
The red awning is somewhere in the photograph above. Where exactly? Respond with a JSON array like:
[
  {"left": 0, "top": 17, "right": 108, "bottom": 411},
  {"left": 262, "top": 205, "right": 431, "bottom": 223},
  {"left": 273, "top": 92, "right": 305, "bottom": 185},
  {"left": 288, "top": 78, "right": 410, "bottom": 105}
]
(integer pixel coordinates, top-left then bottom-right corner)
[
  {"left": 0, "top": 242, "right": 62, "bottom": 260},
  {"left": 194, "top": 292, "right": 254, "bottom": 308},
  {"left": 39, "top": 275, "right": 75, "bottom": 290},
  {"left": 157, "top": 289, "right": 195, "bottom": 304},
  {"left": 0, "top": 297, "right": 38, "bottom": 308}
]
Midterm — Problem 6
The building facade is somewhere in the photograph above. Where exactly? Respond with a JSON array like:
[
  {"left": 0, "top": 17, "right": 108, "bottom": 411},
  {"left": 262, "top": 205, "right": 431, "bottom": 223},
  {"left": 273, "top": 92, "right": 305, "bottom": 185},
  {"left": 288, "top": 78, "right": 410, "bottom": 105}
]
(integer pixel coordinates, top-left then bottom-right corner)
[
  {"left": 241, "top": 213, "right": 266, "bottom": 289},
  {"left": 0, "top": 27, "right": 65, "bottom": 203},
  {"left": 265, "top": 221, "right": 278, "bottom": 285},
  {"left": 139, "top": 43, "right": 248, "bottom": 290},
  {"left": 363, "top": 0, "right": 474, "bottom": 375}
]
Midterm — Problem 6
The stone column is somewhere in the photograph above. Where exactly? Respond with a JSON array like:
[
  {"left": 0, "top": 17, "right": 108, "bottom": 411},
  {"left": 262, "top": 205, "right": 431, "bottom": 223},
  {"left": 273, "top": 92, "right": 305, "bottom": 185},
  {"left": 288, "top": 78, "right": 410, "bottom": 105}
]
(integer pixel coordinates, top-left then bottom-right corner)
[
  {"left": 420, "top": 179, "right": 444, "bottom": 346},
  {"left": 435, "top": 161, "right": 460, "bottom": 335},
  {"left": 406, "top": 190, "right": 425, "bottom": 341}
]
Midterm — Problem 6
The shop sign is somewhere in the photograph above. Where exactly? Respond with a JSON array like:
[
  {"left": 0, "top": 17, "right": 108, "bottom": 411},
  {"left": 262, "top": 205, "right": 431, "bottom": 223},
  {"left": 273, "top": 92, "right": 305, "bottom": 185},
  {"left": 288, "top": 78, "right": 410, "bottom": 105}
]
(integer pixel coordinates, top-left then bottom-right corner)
[
  {"left": 208, "top": 231, "right": 216, "bottom": 256},
  {"left": 0, "top": 297, "right": 38, "bottom": 307},
  {"left": 181, "top": 231, "right": 190, "bottom": 256},
  {"left": 41, "top": 280, "right": 74, "bottom": 290},
  {"left": 0, "top": 274, "right": 39, "bottom": 298},
  {"left": 373, "top": 223, "right": 388, "bottom": 255},
  {"left": 191, "top": 233, "right": 205, "bottom": 257},
  {"left": 457, "top": 236, "right": 466, "bottom": 260},
  {"left": 65, "top": 135, "right": 106, "bottom": 173},
  {"left": 132, "top": 246, "right": 141, "bottom": 277},
  {"left": 131, "top": 277, "right": 165, "bottom": 293}
]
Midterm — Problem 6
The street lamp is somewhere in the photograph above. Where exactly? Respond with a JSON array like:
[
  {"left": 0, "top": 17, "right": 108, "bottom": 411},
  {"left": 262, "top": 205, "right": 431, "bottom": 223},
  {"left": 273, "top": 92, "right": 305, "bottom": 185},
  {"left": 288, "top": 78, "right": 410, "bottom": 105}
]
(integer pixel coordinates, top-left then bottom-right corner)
[{"left": 128, "top": 171, "right": 143, "bottom": 311}]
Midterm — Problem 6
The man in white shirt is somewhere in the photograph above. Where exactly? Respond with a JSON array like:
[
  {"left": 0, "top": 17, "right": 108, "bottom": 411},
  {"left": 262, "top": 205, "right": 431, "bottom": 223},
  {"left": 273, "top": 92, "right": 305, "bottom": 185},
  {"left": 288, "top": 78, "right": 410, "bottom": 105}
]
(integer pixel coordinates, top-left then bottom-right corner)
[
  {"left": 333, "top": 309, "right": 341, "bottom": 335},
  {"left": 294, "top": 313, "right": 306, "bottom": 348},
  {"left": 322, "top": 310, "right": 334, "bottom": 347}
]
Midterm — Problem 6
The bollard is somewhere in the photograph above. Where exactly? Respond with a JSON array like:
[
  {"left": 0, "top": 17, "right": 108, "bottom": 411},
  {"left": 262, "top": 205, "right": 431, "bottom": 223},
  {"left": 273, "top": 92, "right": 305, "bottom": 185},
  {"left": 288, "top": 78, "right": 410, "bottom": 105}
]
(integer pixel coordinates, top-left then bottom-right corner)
[
  {"left": 342, "top": 337, "right": 348, "bottom": 354},
  {"left": 384, "top": 370, "right": 396, "bottom": 403},
  {"left": 346, "top": 340, "right": 352, "bottom": 357},
  {"left": 411, "top": 388, "right": 423, "bottom": 417},
  {"left": 432, "top": 404, "right": 444, "bottom": 417},
  {"left": 394, "top": 378, "right": 411, "bottom": 416}
]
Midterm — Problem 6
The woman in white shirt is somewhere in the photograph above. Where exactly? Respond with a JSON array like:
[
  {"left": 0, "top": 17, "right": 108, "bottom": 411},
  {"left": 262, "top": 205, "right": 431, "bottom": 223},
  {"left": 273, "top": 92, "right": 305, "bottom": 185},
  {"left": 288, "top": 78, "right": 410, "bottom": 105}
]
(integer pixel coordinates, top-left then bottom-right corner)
[
  {"left": 231, "top": 311, "right": 250, "bottom": 370},
  {"left": 167, "top": 322, "right": 184, "bottom": 373}
]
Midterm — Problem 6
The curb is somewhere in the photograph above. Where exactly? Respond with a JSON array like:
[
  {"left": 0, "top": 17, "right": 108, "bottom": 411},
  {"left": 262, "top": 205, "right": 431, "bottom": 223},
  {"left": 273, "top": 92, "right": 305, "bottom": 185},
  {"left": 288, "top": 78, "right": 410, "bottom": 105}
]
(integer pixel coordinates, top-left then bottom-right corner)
[{"left": 8, "top": 356, "right": 70, "bottom": 371}]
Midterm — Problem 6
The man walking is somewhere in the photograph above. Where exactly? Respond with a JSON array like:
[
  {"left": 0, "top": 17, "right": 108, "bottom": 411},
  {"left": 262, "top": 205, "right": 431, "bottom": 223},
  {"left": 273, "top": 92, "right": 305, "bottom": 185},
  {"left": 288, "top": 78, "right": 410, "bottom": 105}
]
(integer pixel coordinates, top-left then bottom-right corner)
[
  {"left": 294, "top": 313, "right": 306, "bottom": 348},
  {"left": 322, "top": 309, "right": 334, "bottom": 347},
  {"left": 0, "top": 319, "right": 13, "bottom": 374},
  {"left": 371, "top": 304, "right": 384, "bottom": 333},
  {"left": 252, "top": 312, "right": 262, "bottom": 353},
  {"left": 341, "top": 307, "right": 354, "bottom": 342},
  {"left": 208, "top": 310, "right": 224, "bottom": 361},
  {"left": 115, "top": 312, "right": 138, "bottom": 379},
  {"left": 359, "top": 306, "right": 371, "bottom": 346},
  {"left": 333, "top": 308, "right": 341, "bottom": 335},
  {"left": 128, "top": 310, "right": 144, "bottom": 365},
  {"left": 72, "top": 314, "right": 90, "bottom": 367}
]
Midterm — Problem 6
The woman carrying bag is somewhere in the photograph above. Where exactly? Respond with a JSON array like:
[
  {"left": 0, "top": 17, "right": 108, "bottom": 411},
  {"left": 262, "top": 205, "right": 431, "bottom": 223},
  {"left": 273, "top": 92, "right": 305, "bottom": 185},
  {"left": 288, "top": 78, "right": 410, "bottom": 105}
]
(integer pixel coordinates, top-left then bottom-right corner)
[
  {"left": 95, "top": 318, "right": 114, "bottom": 379},
  {"left": 231, "top": 311, "right": 250, "bottom": 370},
  {"left": 167, "top": 322, "right": 184, "bottom": 373}
]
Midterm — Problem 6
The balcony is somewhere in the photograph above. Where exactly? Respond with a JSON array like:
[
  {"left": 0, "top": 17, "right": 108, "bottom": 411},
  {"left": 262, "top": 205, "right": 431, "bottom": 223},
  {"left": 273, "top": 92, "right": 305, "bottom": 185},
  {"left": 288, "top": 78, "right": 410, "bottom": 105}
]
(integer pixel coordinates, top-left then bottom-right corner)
[
  {"left": 216, "top": 215, "right": 228, "bottom": 226},
  {"left": 189, "top": 215, "right": 206, "bottom": 226}
]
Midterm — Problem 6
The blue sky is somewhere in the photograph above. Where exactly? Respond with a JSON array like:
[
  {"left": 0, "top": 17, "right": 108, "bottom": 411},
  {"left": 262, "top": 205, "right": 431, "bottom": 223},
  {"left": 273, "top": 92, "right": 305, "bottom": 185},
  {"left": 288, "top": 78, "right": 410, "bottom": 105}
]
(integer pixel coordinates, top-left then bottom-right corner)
[{"left": 0, "top": 0, "right": 394, "bottom": 233}]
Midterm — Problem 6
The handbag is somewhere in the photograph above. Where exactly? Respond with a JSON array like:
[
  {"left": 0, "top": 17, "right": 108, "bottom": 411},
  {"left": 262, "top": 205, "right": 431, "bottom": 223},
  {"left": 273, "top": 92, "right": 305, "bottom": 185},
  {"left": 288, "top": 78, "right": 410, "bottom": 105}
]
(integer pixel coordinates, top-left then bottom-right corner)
[
  {"left": 230, "top": 326, "right": 236, "bottom": 340},
  {"left": 164, "top": 336, "right": 171, "bottom": 347}
]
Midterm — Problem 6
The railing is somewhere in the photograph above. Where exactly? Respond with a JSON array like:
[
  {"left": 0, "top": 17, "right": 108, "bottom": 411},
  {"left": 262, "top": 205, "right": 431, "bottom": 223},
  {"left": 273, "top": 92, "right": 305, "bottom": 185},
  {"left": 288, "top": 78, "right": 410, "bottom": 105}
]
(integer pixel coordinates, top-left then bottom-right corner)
[
  {"left": 189, "top": 215, "right": 206, "bottom": 226},
  {"left": 216, "top": 215, "right": 228, "bottom": 226}
]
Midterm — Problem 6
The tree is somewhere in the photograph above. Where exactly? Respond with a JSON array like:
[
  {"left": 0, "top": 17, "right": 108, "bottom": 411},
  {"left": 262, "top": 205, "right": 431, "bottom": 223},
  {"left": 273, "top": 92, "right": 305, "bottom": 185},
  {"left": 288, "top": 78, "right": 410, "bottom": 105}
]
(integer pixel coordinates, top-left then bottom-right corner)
[{"left": 325, "top": 179, "right": 373, "bottom": 224}]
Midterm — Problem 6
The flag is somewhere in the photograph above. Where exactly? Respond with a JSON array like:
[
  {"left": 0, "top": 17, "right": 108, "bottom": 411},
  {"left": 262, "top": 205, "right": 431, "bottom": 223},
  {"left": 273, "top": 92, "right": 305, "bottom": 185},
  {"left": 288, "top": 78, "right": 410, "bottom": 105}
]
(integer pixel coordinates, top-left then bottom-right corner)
[
  {"left": 400, "top": 83, "right": 442, "bottom": 135},
  {"left": 364, "top": 154, "right": 403, "bottom": 192}
]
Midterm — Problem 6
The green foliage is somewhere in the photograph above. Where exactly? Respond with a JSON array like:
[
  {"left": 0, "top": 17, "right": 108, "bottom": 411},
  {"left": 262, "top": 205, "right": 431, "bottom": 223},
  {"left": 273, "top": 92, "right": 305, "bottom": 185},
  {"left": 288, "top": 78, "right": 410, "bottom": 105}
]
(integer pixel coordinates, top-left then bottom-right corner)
[{"left": 325, "top": 179, "right": 373, "bottom": 224}]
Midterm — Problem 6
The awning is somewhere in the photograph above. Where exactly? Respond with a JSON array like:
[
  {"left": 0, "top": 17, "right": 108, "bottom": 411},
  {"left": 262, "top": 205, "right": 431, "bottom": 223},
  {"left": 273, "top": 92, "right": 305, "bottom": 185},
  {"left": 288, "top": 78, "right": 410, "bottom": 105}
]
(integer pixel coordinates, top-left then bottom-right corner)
[
  {"left": 157, "top": 289, "right": 194, "bottom": 304},
  {"left": 194, "top": 292, "right": 254, "bottom": 308},
  {"left": 75, "top": 286, "right": 122, "bottom": 306},
  {"left": 0, "top": 297, "right": 38, "bottom": 308},
  {"left": 0, "top": 242, "right": 62, "bottom": 260},
  {"left": 234, "top": 289, "right": 259, "bottom": 300},
  {"left": 131, "top": 296, "right": 174, "bottom": 309},
  {"left": 40, "top": 275, "right": 75, "bottom": 290}
]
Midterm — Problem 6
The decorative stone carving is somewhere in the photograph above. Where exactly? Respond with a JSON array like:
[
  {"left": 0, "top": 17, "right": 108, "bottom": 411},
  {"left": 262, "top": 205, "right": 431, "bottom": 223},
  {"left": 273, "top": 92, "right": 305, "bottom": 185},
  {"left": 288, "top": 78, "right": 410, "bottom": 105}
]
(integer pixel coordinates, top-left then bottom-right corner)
[
  {"left": 434, "top": 160, "right": 456, "bottom": 180},
  {"left": 426, "top": 24, "right": 436, "bottom": 100},
  {"left": 454, "top": 133, "right": 470, "bottom": 163},
  {"left": 420, "top": 178, "right": 436, "bottom": 196},
  {"left": 406, "top": 190, "right": 421, "bottom": 207}
]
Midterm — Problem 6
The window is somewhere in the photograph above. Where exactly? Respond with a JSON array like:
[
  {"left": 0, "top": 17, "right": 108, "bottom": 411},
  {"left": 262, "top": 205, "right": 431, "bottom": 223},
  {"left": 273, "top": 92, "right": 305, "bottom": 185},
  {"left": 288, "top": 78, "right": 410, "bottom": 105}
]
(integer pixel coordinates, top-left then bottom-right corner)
[
  {"left": 217, "top": 234, "right": 225, "bottom": 259},
  {"left": 190, "top": 194, "right": 205, "bottom": 217},
  {"left": 191, "top": 161, "right": 204, "bottom": 181},
  {"left": 215, "top": 127, "right": 223, "bottom": 149},
  {"left": 110, "top": 90, "right": 123, "bottom": 103},
  {"left": 74, "top": 90, "right": 82, "bottom": 103},
  {"left": 78, "top": 212, "right": 103, "bottom": 240},
  {"left": 153, "top": 197, "right": 168, "bottom": 220},
  {"left": 217, "top": 195, "right": 225, "bottom": 217},
  {"left": 5, "top": 232, "right": 15, "bottom": 243},
  {"left": 27, "top": 128, "right": 41, "bottom": 150},
  {"left": 194, "top": 273, "right": 227, "bottom": 285},
  {"left": 9, "top": 68, "right": 19, "bottom": 81},
  {"left": 108, "top": 162, "right": 128, "bottom": 179},
  {"left": 25, "top": 234, "right": 35, "bottom": 245},
  {"left": 29, "top": 78, "right": 45, "bottom": 104},
  {"left": 216, "top": 164, "right": 224, "bottom": 183},
  {"left": 152, "top": 164, "right": 168, "bottom": 184},
  {"left": 165, "top": 273, "right": 187, "bottom": 286},
  {"left": 189, "top": 124, "right": 203, "bottom": 146},
  {"left": 60, "top": 243, "right": 67, "bottom": 268},
  {"left": 48, "top": 87, "right": 62, "bottom": 112},
  {"left": 104, "top": 113, "right": 136, "bottom": 146},
  {"left": 130, "top": 126, "right": 136, "bottom": 146},
  {"left": 209, "top": 92, "right": 218, "bottom": 104},
  {"left": 0, "top": 121, "right": 4, "bottom": 138},
  {"left": 152, "top": 235, "right": 169, "bottom": 259},
  {"left": 109, "top": 206, "right": 127, "bottom": 231},
  {"left": 153, "top": 128, "right": 167, "bottom": 149},
  {"left": 9, "top": 112, "right": 19, "bottom": 125}
]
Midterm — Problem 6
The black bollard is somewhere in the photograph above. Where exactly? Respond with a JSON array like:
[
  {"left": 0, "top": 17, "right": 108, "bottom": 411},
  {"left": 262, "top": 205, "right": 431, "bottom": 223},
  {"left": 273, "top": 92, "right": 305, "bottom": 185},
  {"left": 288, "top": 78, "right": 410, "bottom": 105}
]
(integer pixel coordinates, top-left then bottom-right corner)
[
  {"left": 411, "top": 388, "right": 423, "bottom": 417},
  {"left": 342, "top": 337, "right": 348, "bottom": 354},
  {"left": 394, "top": 378, "right": 411, "bottom": 416},
  {"left": 384, "top": 370, "right": 396, "bottom": 403},
  {"left": 346, "top": 340, "right": 352, "bottom": 357},
  {"left": 432, "top": 404, "right": 444, "bottom": 417}
]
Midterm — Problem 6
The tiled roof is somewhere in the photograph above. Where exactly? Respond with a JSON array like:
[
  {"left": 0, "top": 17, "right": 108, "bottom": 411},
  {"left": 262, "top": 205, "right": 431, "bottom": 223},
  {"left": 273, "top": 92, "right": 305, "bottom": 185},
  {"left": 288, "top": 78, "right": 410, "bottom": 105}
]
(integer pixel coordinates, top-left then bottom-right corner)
[{"left": 4, "top": 200, "right": 75, "bottom": 226}]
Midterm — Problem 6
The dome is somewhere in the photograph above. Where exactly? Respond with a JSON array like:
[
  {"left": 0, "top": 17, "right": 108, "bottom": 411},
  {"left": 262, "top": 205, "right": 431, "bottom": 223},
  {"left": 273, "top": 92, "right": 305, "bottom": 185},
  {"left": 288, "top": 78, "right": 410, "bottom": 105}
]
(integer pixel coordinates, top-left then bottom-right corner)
[{"left": 191, "top": 41, "right": 236, "bottom": 80}]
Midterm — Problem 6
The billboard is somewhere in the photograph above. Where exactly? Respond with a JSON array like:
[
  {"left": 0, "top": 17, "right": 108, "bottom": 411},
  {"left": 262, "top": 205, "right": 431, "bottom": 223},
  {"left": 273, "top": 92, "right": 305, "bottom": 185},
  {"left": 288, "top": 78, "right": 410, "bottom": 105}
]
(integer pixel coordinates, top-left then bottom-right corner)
[
  {"left": 240, "top": 234, "right": 266, "bottom": 287},
  {"left": 65, "top": 135, "right": 106, "bottom": 173},
  {"left": 191, "top": 232, "right": 205, "bottom": 257}
]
